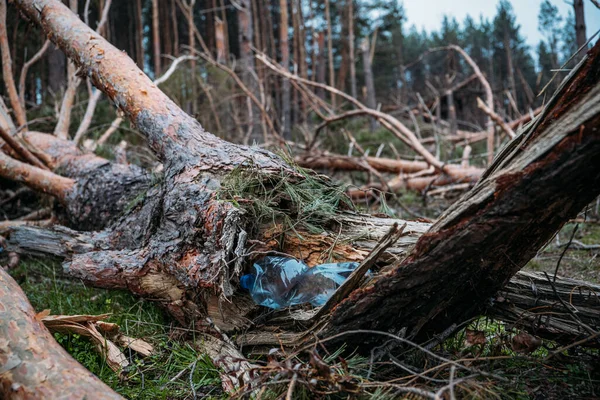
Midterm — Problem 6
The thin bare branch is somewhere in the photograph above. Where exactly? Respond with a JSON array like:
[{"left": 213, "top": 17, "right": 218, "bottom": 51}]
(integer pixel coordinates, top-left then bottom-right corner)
[
  {"left": 405, "top": 45, "right": 495, "bottom": 163},
  {"left": 0, "top": 0, "right": 27, "bottom": 127},
  {"left": 0, "top": 150, "right": 73, "bottom": 200},
  {"left": 57, "top": 0, "right": 113, "bottom": 140},
  {"left": 195, "top": 50, "right": 282, "bottom": 143},
  {"left": 18, "top": 40, "right": 50, "bottom": 109},
  {"left": 477, "top": 97, "right": 516, "bottom": 139},
  {"left": 0, "top": 127, "right": 49, "bottom": 170},
  {"left": 257, "top": 53, "right": 445, "bottom": 171}
]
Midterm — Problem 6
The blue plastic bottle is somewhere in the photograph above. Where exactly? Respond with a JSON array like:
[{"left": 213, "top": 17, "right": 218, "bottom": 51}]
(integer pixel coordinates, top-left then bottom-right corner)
[{"left": 240, "top": 256, "right": 360, "bottom": 309}]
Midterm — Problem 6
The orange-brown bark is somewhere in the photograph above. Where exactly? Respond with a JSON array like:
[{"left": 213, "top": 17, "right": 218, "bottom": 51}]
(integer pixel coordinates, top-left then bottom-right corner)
[{"left": 0, "top": 127, "right": 48, "bottom": 170}]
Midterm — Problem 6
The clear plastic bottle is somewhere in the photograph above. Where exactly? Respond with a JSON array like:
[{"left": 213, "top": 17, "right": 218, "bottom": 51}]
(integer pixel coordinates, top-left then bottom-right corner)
[{"left": 240, "top": 256, "right": 360, "bottom": 309}]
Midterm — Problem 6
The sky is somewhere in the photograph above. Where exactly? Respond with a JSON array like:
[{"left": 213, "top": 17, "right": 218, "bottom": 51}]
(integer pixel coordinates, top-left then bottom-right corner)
[{"left": 402, "top": 0, "right": 600, "bottom": 49}]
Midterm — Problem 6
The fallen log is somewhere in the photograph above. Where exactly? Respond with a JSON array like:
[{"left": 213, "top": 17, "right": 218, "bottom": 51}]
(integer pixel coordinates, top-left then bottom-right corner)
[
  {"left": 295, "top": 152, "right": 484, "bottom": 177},
  {"left": 487, "top": 271, "right": 600, "bottom": 346},
  {"left": 296, "top": 152, "right": 483, "bottom": 195},
  {"left": 0, "top": 267, "right": 123, "bottom": 399}
]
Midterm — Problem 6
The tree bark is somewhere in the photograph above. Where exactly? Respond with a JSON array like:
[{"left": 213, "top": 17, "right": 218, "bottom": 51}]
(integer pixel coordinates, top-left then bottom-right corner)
[
  {"left": 186, "top": 0, "right": 197, "bottom": 114},
  {"left": 46, "top": 43, "right": 67, "bottom": 95},
  {"left": 151, "top": 0, "right": 160, "bottom": 76},
  {"left": 336, "top": 1, "right": 349, "bottom": 93},
  {"left": 324, "top": 0, "right": 335, "bottom": 107},
  {"left": 53, "top": 0, "right": 80, "bottom": 140},
  {"left": 487, "top": 271, "right": 600, "bottom": 345},
  {"left": 135, "top": 0, "right": 143, "bottom": 69},
  {"left": 237, "top": 0, "right": 261, "bottom": 141},
  {"left": 445, "top": 75, "right": 457, "bottom": 136},
  {"left": 321, "top": 43, "right": 600, "bottom": 345},
  {"left": 215, "top": 17, "right": 226, "bottom": 63},
  {"left": 171, "top": 0, "right": 179, "bottom": 56},
  {"left": 504, "top": 32, "right": 518, "bottom": 117},
  {"left": 0, "top": 0, "right": 28, "bottom": 127},
  {"left": 316, "top": 31, "right": 326, "bottom": 99},
  {"left": 294, "top": 0, "right": 307, "bottom": 121}
]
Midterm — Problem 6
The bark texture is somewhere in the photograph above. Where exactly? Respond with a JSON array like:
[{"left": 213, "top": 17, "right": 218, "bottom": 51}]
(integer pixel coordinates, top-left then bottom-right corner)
[{"left": 488, "top": 271, "right": 600, "bottom": 346}]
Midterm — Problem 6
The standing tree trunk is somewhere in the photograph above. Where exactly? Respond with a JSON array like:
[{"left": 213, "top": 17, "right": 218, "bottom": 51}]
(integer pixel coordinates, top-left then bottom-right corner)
[
  {"left": 316, "top": 31, "right": 326, "bottom": 99},
  {"left": 237, "top": 0, "right": 261, "bottom": 141},
  {"left": 151, "top": 0, "right": 161, "bottom": 76},
  {"left": 279, "top": 0, "right": 291, "bottom": 139},
  {"left": 135, "top": 0, "right": 144, "bottom": 69},
  {"left": 324, "top": 0, "right": 335, "bottom": 108},
  {"left": 186, "top": 0, "right": 197, "bottom": 114},
  {"left": 504, "top": 32, "right": 518, "bottom": 117},
  {"left": 0, "top": 0, "right": 28, "bottom": 127},
  {"left": 52, "top": 0, "right": 79, "bottom": 140},
  {"left": 348, "top": 0, "right": 357, "bottom": 100},
  {"left": 574, "top": 0, "right": 587, "bottom": 61},
  {"left": 171, "top": 0, "right": 179, "bottom": 56},
  {"left": 215, "top": 17, "right": 226, "bottom": 63},
  {"left": 46, "top": 43, "right": 67, "bottom": 95},
  {"left": 336, "top": 1, "right": 348, "bottom": 93},
  {"left": 360, "top": 38, "right": 377, "bottom": 131},
  {"left": 218, "top": 0, "right": 229, "bottom": 59},
  {"left": 445, "top": 74, "right": 457, "bottom": 136}
]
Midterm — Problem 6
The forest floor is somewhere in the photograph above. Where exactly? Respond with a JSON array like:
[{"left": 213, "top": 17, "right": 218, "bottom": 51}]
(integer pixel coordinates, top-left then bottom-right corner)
[{"left": 6, "top": 193, "right": 599, "bottom": 400}]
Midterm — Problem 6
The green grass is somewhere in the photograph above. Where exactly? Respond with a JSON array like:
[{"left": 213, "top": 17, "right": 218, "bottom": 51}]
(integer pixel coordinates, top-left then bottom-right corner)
[
  {"left": 525, "top": 221, "right": 600, "bottom": 283},
  {"left": 438, "top": 318, "right": 600, "bottom": 399},
  {"left": 12, "top": 258, "right": 223, "bottom": 400}
]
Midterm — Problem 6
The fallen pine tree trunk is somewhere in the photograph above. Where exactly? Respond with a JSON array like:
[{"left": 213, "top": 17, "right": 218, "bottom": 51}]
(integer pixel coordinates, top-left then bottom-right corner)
[
  {"left": 0, "top": 0, "right": 599, "bottom": 394},
  {"left": 295, "top": 152, "right": 484, "bottom": 193},
  {"left": 0, "top": 267, "right": 123, "bottom": 399}
]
